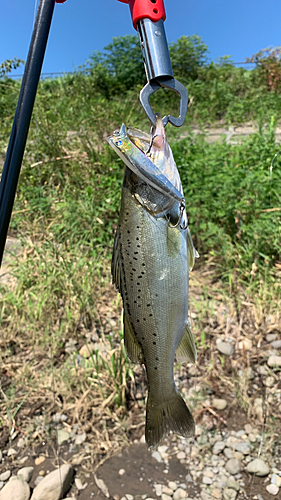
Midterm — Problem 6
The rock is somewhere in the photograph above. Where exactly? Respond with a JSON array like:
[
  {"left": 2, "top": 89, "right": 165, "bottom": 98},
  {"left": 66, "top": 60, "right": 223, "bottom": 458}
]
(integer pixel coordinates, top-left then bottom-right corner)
[
  {"left": 266, "top": 333, "right": 277, "bottom": 342},
  {"left": 0, "top": 471, "right": 11, "bottom": 482},
  {"left": 266, "top": 484, "right": 279, "bottom": 496},
  {"left": 176, "top": 451, "right": 186, "bottom": 460},
  {"left": 271, "top": 340, "right": 281, "bottom": 349},
  {"left": 201, "top": 491, "right": 212, "bottom": 500},
  {"left": 268, "top": 356, "right": 281, "bottom": 368},
  {"left": 271, "top": 474, "right": 281, "bottom": 487},
  {"left": 238, "top": 339, "right": 252, "bottom": 350},
  {"left": 213, "top": 399, "right": 227, "bottom": 410},
  {"left": 7, "top": 448, "right": 17, "bottom": 457},
  {"left": 265, "top": 376, "right": 275, "bottom": 387},
  {"left": 118, "top": 469, "right": 126, "bottom": 476},
  {"left": 17, "top": 467, "right": 34, "bottom": 483},
  {"left": 223, "top": 488, "right": 237, "bottom": 500},
  {"left": 79, "top": 343, "right": 96, "bottom": 358},
  {"left": 74, "top": 432, "right": 87, "bottom": 445},
  {"left": 246, "top": 458, "right": 270, "bottom": 476},
  {"left": 173, "top": 488, "right": 186, "bottom": 500},
  {"left": 162, "top": 486, "right": 174, "bottom": 495},
  {"left": 0, "top": 478, "right": 30, "bottom": 500},
  {"left": 30, "top": 464, "right": 74, "bottom": 500},
  {"left": 244, "top": 424, "right": 252, "bottom": 434},
  {"left": 216, "top": 341, "right": 234, "bottom": 356},
  {"left": 57, "top": 429, "right": 70, "bottom": 445},
  {"left": 226, "top": 478, "right": 240, "bottom": 491},
  {"left": 225, "top": 459, "right": 241, "bottom": 475},
  {"left": 154, "top": 484, "right": 162, "bottom": 496},
  {"left": 34, "top": 456, "right": 46, "bottom": 466},
  {"left": 203, "top": 477, "right": 213, "bottom": 485},
  {"left": 162, "top": 494, "right": 173, "bottom": 500},
  {"left": 223, "top": 448, "right": 233, "bottom": 459},
  {"left": 168, "top": 482, "right": 178, "bottom": 491},
  {"left": 234, "top": 442, "right": 250, "bottom": 455},
  {"left": 75, "top": 478, "right": 87, "bottom": 490},
  {"left": 17, "top": 438, "right": 26, "bottom": 449},
  {"left": 126, "top": 495, "right": 134, "bottom": 500},
  {"left": 151, "top": 451, "right": 162, "bottom": 463}
]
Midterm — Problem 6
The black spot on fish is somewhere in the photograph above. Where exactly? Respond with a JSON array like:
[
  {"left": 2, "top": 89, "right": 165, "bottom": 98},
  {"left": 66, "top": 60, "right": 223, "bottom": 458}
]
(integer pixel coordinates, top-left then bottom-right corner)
[
  {"left": 136, "top": 237, "right": 139, "bottom": 240},
  {"left": 142, "top": 263, "right": 145, "bottom": 267},
  {"left": 127, "top": 230, "right": 130, "bottom": 234},
  {"left": 149, "top": 313, "right": 153, "bottom": 317},
  {"left": 153, "top": 341, "right": 156, "bottom": 345},
  {"left": 147, "top": 303, "right": 151, "bottom": 307},
  {"left": 154, "top": 367, "right": 157, "bottom": 370},
  {"left": 134, "top": 252, "right": 138, "bottom": 255}
]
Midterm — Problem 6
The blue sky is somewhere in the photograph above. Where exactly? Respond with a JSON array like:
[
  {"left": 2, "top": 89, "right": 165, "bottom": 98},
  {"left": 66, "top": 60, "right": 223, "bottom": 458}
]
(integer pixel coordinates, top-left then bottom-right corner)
[{"left": 1, "top": 0, "right": 281, "bottom": 77}]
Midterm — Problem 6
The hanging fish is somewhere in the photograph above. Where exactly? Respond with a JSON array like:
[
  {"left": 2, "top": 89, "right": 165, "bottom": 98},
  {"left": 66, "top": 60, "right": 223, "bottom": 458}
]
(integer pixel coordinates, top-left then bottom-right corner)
[{"left": 108, "top": 114, "right": 198, "bottom": 447}]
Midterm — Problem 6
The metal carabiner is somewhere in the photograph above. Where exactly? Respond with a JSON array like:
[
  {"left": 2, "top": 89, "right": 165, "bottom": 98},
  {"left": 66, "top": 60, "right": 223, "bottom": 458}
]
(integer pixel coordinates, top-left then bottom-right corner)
[{"left": 140, "top": 76, "right": 189, "bottom": 128}]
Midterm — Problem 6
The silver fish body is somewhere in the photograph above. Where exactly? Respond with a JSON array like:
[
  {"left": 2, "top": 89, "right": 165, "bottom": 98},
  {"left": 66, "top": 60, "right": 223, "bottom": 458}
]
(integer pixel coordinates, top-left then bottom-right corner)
[{"left": 112, "top": 165, "right": 197, "bottom": 447}]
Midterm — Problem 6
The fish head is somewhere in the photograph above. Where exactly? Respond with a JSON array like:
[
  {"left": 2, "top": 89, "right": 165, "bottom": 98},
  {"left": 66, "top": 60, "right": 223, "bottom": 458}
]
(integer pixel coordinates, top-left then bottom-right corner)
[{"left": 127, "top": 114, "right": 183, "bottom": 195}]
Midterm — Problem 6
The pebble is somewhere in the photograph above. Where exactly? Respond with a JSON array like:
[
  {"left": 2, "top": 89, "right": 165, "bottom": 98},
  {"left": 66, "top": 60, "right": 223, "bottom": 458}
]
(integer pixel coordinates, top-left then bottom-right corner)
[
  {"left": 162, "top": 494, "right": 172, "bottom": 500},
  {"left": 271, "top": 340, "right": 281, "bottom": 349},
  {"left": 271, "top": 474, "right": 281, "bottom": 487},
  {"left": 151, "top": 451, "right": 162, "bottom": 463},
  {"left": 225, "top": 459, "right": 241, "bottom": 475},
  {"left": 119, "top": 469, "right": 126, "bottom": 476},
  {"left": 34, "top": 456, "right": 45, "bottom": 466},
  {"left": 7, "top": 448, "right": 17, "bottom": 457},
  {"left": 266, "top": 484, "right": 279, "bottom": 496},
  {"left": 168, "top": 482, "right": 178, "bottom": 491},
  {"left": 216, "top": 341, "right": 235, "bottom": 356},
  {"left": 154, "top": 484, "right": 162, "bottom": 496},
  {"left": 266, "top": 333, "right": 278, "bottom": 342},
  {"left": 238, "top": 339, "right": 252, "bottom": 350},
  {"left": 17, "top": 467, "right": 34, "bottom": 483},
  {"left": 79, "top": 343, "right": 96, "bottom": 358},
  {"left": 246, "top": 458, "right": 270, "bottom": 476},
  {"left": 30, "top": 464, "right": 74, "bottom": 500},
  {"left": 0, "top": 478, "right": 30, "bottom": 500},
  {"left": 226, "top": 478, "right": 240, "bottom": 491},
  {"left": 57, "top": 429, "right": 70, "bottom": 445},
  {"left": 173, "top": 488, "right": 186, "bottom": 500},
  {"left": 203, "top": 477, "right": 213, "bottom": 485},
  {"left": 176, "top": 451, "right": 186, "bottom": 460},
  {"left": 234, "top": 442, "right": 250, "bottom": 455},
  {"left": 223, "top": 448, "right": 233, "bottom": 459},
  {"left": 74, "top": 432, "right": 87, "bottom": 445},
  {"left": 213, "top": 399, "right": 228, "bottom": 410},
  {"left": 17, "top": 438, "right": 26, "bottom": 449},
  {"left": 75, "top": 478, "right": 87, "bottom": 490},
  {"left": 162, "top": 486, "right": 173, "bottom": 495},
  {"left": 223, "top": 488, "right": 237, "bottom": 500},
  {"left": 268, "top": 356, "right": 281, "bottom": 368},
  {"left": 0, "top": 471, "right": 11, "bottom": 482}
]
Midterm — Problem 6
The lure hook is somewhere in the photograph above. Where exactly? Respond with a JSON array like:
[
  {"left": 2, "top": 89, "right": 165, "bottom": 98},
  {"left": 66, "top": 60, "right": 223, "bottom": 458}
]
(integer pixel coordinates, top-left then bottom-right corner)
[{"left": 168, "top": 199, "right": 188, "bottom": 230}]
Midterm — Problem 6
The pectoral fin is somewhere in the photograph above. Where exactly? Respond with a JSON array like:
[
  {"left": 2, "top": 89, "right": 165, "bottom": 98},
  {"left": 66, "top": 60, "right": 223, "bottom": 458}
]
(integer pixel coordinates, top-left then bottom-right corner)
[
  {"left": 123, "top": 314, "right": 144, "bottom": 364},
  {"left": 176, "top": 322, "right": 197, "bottom": 364}
]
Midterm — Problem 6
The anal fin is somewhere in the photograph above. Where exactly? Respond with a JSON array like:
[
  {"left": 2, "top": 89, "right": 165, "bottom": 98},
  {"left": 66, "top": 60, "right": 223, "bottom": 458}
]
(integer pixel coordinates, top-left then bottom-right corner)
[
  {"left": 176, "top": 322, "right": 197, "bottom": 364},
  {"left": 124, "top": 314, "right": 144, "bottom": 364}
]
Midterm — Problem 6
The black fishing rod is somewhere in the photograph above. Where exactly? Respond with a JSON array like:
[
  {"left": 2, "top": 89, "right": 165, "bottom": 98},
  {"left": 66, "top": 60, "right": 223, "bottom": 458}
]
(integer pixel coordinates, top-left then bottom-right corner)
[{"left": 0, "top": 0, "right": 66, "bottom": 268}]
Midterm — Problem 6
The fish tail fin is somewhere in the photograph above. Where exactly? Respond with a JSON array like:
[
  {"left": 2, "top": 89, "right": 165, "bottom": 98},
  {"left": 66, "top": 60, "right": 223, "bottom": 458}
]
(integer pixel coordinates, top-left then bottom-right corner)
[{"left": 145, "top": 390, "right": 195, "bottom": 448}]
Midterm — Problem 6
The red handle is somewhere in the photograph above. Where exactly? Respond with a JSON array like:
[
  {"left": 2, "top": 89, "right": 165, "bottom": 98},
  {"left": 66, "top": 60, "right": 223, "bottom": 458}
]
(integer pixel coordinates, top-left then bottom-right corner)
[
  {"left": 55, "top": 0, "right": 67, "bottom": 3},
  {"left": 118, "top": 0, "right": 166, "bottom": 30}
]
